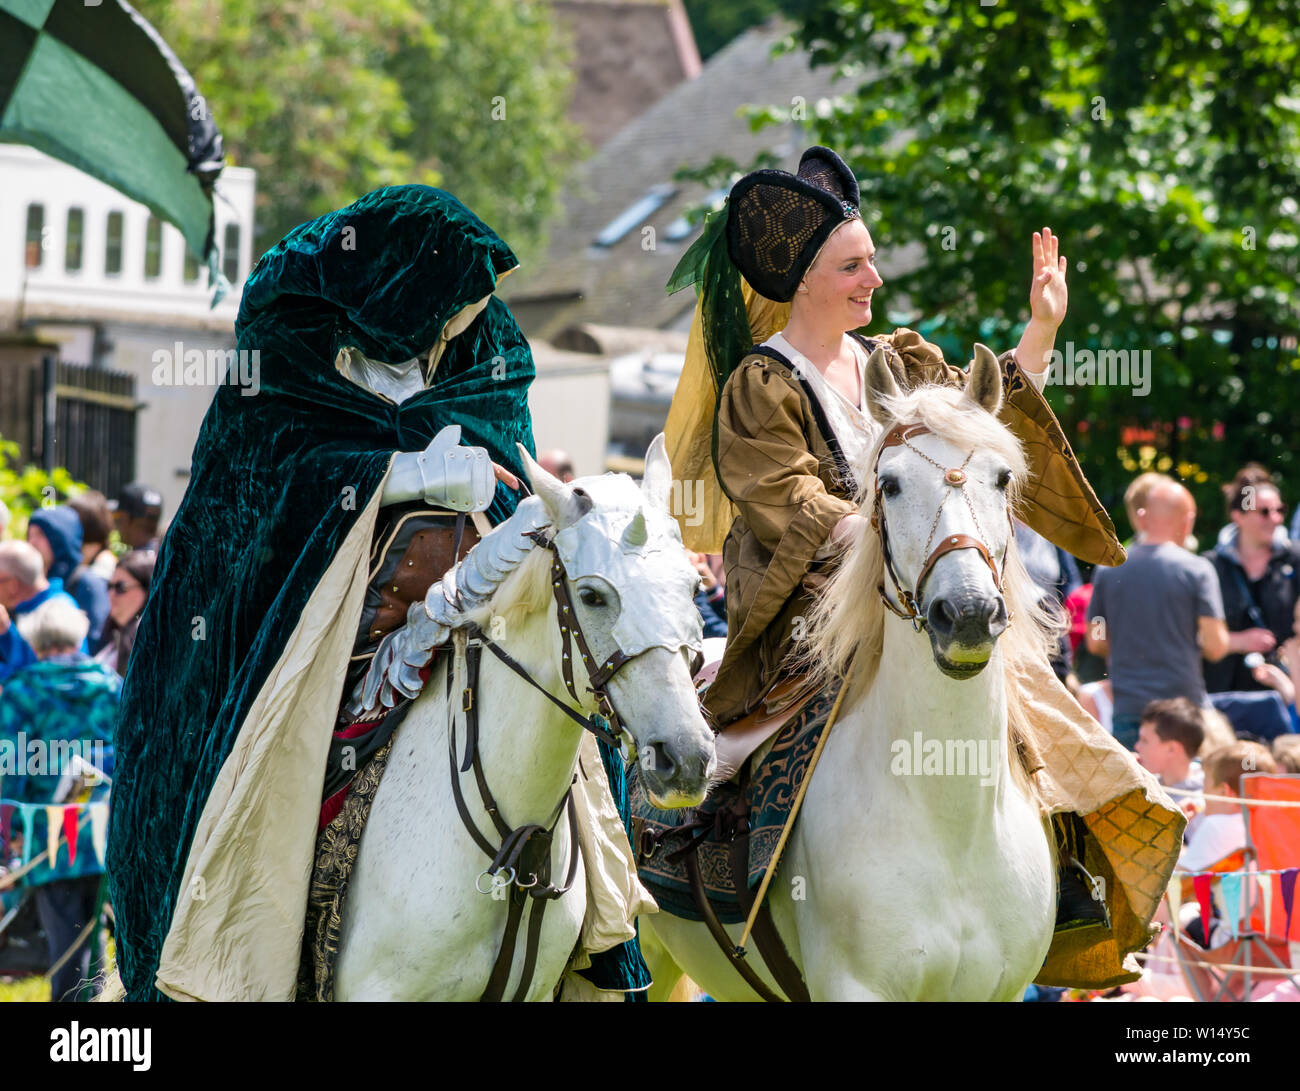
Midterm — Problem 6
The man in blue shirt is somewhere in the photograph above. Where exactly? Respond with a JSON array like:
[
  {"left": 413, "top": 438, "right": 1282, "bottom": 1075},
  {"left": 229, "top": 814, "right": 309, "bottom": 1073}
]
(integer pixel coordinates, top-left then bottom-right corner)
[{"left": 0, "top": 540, "right": 85, "bottom": 683}]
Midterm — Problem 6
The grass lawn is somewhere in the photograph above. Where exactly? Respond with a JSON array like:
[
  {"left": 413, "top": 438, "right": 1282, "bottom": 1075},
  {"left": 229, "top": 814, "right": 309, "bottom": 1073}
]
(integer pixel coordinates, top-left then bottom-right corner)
[
  {"left": 0, "top": 975, "right": 51, "bottom": 1002},
  {"left": 0, "top": 935, "right": 114, "bottom": 1002}
]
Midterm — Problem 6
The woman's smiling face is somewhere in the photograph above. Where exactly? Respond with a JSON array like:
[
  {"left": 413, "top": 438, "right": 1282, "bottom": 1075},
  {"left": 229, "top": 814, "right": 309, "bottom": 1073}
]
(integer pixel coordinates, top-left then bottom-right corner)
[{"left": 795, "top": 218, "right": 884, "bottom": 331}]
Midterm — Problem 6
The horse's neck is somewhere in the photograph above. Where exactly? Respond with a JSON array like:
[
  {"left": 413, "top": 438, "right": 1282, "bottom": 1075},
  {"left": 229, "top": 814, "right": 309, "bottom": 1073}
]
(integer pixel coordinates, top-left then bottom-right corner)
[
  {"left": 854, "top": 618, "right": 1013, "bottom": 812},
  {"left": 463, "top": 605, "right": 589, "bottom": 826}
]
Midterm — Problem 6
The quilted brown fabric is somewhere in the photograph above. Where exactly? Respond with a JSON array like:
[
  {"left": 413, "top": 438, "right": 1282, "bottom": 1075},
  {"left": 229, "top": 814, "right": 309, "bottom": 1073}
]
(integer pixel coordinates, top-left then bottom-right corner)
[{"left": 1009, "top": 655, "right": 1184, "bottom": 987}]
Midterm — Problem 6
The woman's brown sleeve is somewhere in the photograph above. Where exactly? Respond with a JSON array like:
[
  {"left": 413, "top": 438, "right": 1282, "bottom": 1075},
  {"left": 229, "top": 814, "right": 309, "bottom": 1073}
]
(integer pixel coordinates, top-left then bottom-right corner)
[{"left": 715, "top": 359, "right": 855, "bottom": 558}]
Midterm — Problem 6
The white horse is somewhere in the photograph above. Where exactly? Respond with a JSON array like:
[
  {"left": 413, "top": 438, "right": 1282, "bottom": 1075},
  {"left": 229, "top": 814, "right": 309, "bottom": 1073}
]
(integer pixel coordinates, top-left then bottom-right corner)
[
  {"left": 641, "top": 346, "right": 1060, "bottom": 1001},
  {"left": 335, "top": 437, "right": 716, "bottom": 1000}
]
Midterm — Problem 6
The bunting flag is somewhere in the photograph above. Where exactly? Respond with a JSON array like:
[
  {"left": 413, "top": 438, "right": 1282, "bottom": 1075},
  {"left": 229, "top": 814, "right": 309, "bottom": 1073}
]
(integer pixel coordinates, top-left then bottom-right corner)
[
  {"left": 1166, "top": 876, "right": 1182, "bottom": 942},
  {"left": 1260, "top": 872, "right": 1272, "bottom": 940},
  {"left": 1220, "top": 873, "right": 1243, "bottom": 941},
  {"left": 1, "top": 798, "right": 111, "bottom": 869},
  {"left": 1193, "top": 874, "right": 1214, "bottom": 945},
  {"left": 0, "top": 0, "right": 226, "bottom": 288},
  {"left": 19, "top": 803, "right": 34, "bottom": 866},
  {"left": 89, "top": 801, "right": 109, "bottom": 866},
  {"left": 45, "top": 804, "right": 60, "bottom": 866},
  {"left": 1282, "top": 868, "right": 1298, "bottom": 940},
  {"left": 62, "top": 804, "right": 78, "bottom": 865}
]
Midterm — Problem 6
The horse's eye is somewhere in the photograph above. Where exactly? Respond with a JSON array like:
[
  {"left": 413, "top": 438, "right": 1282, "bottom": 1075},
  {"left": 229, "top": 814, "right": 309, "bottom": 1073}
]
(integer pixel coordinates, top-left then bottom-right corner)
[
  {"left": 579, "top": 587, "right": 606, "bottom": 608},
  {"left": 996, "top": 469, "right": 1012, "bottom": 490},
  {"left": 880, "top": 477, "right": 901, "bottom": 499}
]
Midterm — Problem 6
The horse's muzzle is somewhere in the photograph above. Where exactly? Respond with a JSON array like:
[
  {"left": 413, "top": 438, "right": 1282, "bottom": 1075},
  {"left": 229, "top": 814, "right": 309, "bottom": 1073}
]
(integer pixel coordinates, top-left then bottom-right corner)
[{"left": 926, "top": 593, "right": 1008, "bottom": 679}]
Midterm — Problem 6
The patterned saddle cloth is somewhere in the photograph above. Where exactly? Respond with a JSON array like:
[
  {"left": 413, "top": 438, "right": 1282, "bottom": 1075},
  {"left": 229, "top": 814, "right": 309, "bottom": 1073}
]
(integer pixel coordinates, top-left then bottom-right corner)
[{"left": 630, "top": 680, "right": 841, "bottom": 924}]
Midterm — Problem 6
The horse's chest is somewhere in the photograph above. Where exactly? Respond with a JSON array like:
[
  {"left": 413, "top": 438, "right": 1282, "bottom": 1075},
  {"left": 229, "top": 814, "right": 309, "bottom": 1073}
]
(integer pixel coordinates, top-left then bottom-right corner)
[{"left": 794, "top": 780, "right": 1054, "bottom": 1000}]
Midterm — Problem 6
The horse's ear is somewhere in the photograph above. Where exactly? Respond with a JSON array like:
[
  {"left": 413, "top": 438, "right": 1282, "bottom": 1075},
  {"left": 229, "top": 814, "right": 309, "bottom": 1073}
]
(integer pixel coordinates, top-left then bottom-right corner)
[
  {"left": 517, "top": 443, "right": 589, "bottom": 528},
  {"left": 864, "top": 346, "right": 900, "bottom": 425},
  {"left": 964, "top": 343, "right": 1003, "bottom": 416},
  {"left": 642, "top": 433, "right": 673, "bottom": 512}
]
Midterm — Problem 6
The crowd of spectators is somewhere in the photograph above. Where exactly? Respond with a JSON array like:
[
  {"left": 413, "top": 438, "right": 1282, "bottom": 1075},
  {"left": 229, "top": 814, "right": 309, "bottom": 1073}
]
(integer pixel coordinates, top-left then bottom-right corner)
[{"left": 0, "top": 483, "right": 159, "bottom": 999}]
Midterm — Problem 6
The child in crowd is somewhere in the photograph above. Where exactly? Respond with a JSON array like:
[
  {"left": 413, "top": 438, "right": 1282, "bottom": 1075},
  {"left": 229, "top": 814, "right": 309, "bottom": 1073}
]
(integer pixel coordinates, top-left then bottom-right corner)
[
  {"left": 1134, "top": 698, "right": 1206, "bottom": 832},
  {"left": 1273, "top": 734, "right": 1300, "bottom": 774},
  {"left": 1176, "top": 741, "right": 1278, "bottom": 948}
]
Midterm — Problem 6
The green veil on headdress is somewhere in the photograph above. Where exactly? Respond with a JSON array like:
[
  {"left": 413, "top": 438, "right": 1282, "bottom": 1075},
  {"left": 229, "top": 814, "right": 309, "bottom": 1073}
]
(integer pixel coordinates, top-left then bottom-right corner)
[{"left": 663, "top": 147, "right": 862, "bottom": 551}]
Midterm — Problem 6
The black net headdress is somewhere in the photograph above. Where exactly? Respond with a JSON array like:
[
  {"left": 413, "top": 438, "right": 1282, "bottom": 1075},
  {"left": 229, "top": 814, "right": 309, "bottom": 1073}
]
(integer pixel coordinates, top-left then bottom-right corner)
[
  {"left": 665, "top": 146, "right": 861, "bottom": 398},
  {"left": 725, "top": 146, "right": 861, "bottom": 305}
]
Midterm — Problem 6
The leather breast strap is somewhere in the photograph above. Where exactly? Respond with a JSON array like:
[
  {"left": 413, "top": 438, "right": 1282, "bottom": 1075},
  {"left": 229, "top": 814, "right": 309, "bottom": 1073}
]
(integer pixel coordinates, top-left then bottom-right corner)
[
  {"left": 727, "top": 822, "right": 810, "bottom": 1002},
  {"left": 445, "top": 631, "right": 582, "bottom": 1002},
  {"left": 647, "top": 766, "right": 810, "bottom": 1002}
]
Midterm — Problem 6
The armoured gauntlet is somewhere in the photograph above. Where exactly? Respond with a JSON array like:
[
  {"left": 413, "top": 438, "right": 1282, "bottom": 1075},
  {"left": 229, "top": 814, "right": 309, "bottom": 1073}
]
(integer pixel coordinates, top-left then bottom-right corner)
[{"left": 382, "top": 424, "right": 495, "bottom": 511}]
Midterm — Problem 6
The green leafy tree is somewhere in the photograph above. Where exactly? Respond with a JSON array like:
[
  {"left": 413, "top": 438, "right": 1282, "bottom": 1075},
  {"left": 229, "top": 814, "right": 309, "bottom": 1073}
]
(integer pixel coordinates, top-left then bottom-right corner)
[
  {"left": 138, "top": 0, "right": 578, "bottom": 262},
  {"left": 0, "top": 436, "right": 86, "bottom": 538},
  {"left": 138, "top": 0, "right": 425, "bottom": 251},
  {"left": 683, "top": 0, "right": 780, "bottom": 59},
  {"left": 753, "top": 0, "right": 1300, "bottom": 538},
  {"left": 387, "top": 0, "right": 583, "bottom": 263}
]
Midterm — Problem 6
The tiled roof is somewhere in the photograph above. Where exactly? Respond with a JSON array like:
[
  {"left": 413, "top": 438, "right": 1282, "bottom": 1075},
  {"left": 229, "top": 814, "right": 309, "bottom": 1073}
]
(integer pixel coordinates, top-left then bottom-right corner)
[{"left": 549, "top": 0, "right": 701, "bottom": 148}]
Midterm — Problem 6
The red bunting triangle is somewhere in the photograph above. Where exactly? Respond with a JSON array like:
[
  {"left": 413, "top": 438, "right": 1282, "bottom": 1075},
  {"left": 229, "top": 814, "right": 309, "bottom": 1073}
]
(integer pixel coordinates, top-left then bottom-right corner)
[
  {"left": 1281, "top": 868, "right": 1298, "bottom": 941},
  {"left": 62, "top": 805, "right": 79, "bottom": 866},
  {"left": 1193, "top": 873, "right": 1214, "bottom": 946}
]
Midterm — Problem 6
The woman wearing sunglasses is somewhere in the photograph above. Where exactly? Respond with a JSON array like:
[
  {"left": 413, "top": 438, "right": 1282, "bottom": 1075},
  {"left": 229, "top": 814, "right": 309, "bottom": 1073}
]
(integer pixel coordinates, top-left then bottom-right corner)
[
  {"left": 1204, "top": 467, "right": 1300, "bottom": 694},
  {"left": 92, "top": 549, "right": 156, "bottom": 678}
]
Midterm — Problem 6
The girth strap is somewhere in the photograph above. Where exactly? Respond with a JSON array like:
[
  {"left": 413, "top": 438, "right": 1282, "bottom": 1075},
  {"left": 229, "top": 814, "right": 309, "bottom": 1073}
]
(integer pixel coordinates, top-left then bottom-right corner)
[
  {"left": 682, "top": 851, "right": 787, "bottom": 1003},
  {"left": 727, "top": 831, "right": 810, "bottom": 1002}
]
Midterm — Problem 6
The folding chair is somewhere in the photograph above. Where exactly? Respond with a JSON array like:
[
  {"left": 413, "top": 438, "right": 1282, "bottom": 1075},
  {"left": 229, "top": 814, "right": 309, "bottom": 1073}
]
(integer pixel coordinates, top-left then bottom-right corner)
[{"left": 1171, "top": 773, "right": 1300, "bottom": 1002}]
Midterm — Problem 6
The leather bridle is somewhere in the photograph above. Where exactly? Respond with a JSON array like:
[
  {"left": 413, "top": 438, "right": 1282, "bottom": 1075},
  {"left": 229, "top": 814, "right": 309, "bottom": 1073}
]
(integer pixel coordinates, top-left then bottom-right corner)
[
  {"left": 447, "top": 529, "right": 666, "bottom": 1001},
  {"left": 868, "top": 423, "right": 1013, "bottom": 632}
]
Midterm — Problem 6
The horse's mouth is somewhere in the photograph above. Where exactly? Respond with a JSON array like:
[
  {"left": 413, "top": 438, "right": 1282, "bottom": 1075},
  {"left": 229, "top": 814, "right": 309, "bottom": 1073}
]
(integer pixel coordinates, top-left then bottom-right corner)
[
  {"left": 646, "top": 783, "right": 709, "bottom": 810},
  {"left": 932, "top": 648, "right": 991, "bottom": 679}
]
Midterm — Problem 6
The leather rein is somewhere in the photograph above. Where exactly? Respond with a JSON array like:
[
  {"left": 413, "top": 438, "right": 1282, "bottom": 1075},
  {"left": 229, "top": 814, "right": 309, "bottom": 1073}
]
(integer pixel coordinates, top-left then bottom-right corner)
[
  {"left": 869, "top": 423, "right": 1012, "bottom": 631},
  {"left": 448, "top": 529, "right": 633, "bottom": 1002}
]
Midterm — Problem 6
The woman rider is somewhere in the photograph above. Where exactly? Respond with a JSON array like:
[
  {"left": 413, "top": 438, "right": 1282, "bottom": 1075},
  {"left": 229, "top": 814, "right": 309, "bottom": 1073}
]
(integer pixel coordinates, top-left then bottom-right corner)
[{"left": 664, "top": 147, "right": 1184, "bottom": 988}]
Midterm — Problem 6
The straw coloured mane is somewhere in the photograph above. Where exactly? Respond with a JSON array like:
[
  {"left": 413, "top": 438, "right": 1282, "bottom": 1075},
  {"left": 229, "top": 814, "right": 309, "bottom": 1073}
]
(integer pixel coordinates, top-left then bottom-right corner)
[
  {"left": 463, "top": 540, "right": 555, "bottom": 633},
  {"left": 803, "top": 378, "right": 1063, "bottom": 713}
]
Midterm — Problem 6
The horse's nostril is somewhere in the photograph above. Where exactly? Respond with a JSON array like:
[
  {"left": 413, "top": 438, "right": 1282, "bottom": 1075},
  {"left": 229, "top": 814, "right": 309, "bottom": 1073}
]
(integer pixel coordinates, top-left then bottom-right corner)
[
  {"left": 648, "top": 741, "right": 677, "bottom": 778},
  {"left": 927, "top": 597, "right": 958, "bottom": 635}
]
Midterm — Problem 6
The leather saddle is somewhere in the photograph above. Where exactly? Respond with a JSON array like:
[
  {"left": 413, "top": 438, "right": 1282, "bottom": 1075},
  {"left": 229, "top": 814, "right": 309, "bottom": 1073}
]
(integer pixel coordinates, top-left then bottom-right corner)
[{"left": 697, "top": 661, "right": 821, "bottom": 783}]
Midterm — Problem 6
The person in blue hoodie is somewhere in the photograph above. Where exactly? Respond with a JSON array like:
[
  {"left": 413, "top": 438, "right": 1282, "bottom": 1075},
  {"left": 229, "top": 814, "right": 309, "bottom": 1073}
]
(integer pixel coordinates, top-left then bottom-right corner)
[{"left": 27, "top": 506, "right": 110, "bottom": 649}]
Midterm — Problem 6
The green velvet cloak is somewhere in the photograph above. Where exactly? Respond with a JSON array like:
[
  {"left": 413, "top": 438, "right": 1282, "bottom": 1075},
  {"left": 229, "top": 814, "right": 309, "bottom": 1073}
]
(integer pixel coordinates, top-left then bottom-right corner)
[{"left": 107, "top": 186, "right": 536, "bottom": 1001}]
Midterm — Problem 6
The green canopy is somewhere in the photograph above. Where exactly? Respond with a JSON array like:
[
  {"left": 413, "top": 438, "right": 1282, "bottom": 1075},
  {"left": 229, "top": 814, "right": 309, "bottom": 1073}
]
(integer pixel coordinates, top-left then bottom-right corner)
[{"left": 0, "top": 0, "right": 224, "bottom": 275}]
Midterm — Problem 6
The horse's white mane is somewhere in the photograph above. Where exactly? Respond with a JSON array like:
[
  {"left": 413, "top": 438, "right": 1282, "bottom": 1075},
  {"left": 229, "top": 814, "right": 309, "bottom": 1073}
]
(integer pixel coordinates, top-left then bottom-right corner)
[
  {"left": 802, "top": 382, "right": 1063, "bottom": 711},
  {"left": 460, "top": 472, "right": 681, "bottom": 634}
]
